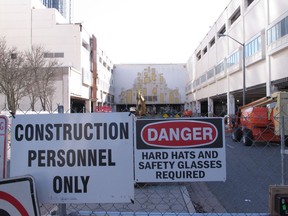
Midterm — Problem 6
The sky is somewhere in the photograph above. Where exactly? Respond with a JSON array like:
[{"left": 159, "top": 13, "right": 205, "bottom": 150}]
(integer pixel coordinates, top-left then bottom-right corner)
[{"left": 74, "top": 0, "right": 231, "bottom": 64}]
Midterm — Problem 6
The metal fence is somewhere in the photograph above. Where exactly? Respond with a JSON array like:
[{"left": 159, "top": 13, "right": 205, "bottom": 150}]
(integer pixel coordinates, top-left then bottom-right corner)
[{"left": 2, "top": 103, "right": 288, "bottom": 216}]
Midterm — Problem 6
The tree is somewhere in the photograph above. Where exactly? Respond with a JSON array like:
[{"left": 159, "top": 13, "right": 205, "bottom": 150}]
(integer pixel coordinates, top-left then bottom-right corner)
[
  {"left": 0, "top": 38, "right": 31, "bottom": 114},
  {"left": 24, "top": 45, "right": 60, "bottom": 112},
  {"left": 0, "top": 38, "right": 61, "bottom": 113}
]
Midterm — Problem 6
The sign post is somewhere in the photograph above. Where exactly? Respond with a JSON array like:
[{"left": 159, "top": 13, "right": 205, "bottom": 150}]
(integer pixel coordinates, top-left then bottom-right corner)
[
  {"left": 10, "top": 113, "right": 134, "bottom": 203},
  {"left": 0, "top": 115, "right": 8, "bottom": 179},
  {"left": 134, "top": 118, "right": 226, "bottom": 182}
]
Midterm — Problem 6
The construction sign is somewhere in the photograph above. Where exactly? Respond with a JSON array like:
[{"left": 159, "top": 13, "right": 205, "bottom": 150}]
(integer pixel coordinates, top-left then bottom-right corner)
[
  {"left": 10, "top": 113, "right": 134, "bottom": 204},
  {"left": 134, "top": 118, "right": 226, "bottom": 182},
  {"left": 0, "top": 176, "right": 40, "bottom": 216}
]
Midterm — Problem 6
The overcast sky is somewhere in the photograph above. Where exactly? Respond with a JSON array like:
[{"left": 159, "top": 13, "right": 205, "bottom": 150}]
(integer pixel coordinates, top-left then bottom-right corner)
[{"left": 74, "top": 0, "right": 231, "bottom": 64}]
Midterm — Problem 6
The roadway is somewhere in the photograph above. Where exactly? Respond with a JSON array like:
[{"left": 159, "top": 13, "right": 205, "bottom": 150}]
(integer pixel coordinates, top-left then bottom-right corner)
[{"left": 190, "top": 133, "right": 283, "bottom": 213}]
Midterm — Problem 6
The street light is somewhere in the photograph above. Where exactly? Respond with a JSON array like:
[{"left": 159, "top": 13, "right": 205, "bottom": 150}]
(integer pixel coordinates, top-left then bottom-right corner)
[{"left": 218, "top": 33, "right": 246, "bottom": 106}]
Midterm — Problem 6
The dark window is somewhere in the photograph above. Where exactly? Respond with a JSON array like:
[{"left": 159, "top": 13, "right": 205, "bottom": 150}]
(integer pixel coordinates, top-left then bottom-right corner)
[
  {"left": 209, "top": 37, "right": 215, "bottom": 47},
  {"left": 54, "top": 52, "right": 64, "bottom": 58},
  {"left": 44, "top": 52, "right": 54, "bottom": 58},
  {"left": 196, "top": 51, "right": 201, "bottom": 60},
  {"left": 247, "top": 0, "right": 254, "bottom": 7},
  {"left": 230, "top": 7, "right": 241, "bottom": 25},
  {"left": 203, "top": 46, "right": 207, "bottom": 55},
  {"left": 218, "top": 25, "right": 226, "bottom": 35}
]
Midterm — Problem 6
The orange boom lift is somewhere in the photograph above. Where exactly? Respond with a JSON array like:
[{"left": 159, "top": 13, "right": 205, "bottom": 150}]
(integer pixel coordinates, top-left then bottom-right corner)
[{"left": 231, "top": 91, "right": 288, "bottom": 146}]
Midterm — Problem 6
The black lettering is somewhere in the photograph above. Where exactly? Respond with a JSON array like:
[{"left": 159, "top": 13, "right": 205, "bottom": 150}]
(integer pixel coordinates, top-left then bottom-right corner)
[
  {"left": 28, "top": 150, "right": 36, "bottom": 167},
  {"left": 103, "top": 123, "right": 107, "bottom": 139},
  {"left": 108, "top": 149, "right": 116, "bottom": 166},
  {"left": 120, "top": 122, "right": 129, "bottom": 139},
  {"left": 47, "top": 150, "right": 56, "bottom": 167},
  {"left": 45, "top": 124, "right": 53, "bottom": 140},
  {"left": 63, "top": 124, "right": 72, "bottom": 140},
  {"left": 88, "top": 149, "right": 97, "bottom": 166},
  {"left": 57, "top": 149, "right": 65, "bottom": 167},
  {"left": 53, "top": 176, "right": 62, "bottom": 193},
  {"left": 38, "top": 150, "right": 46, "bottom": 167},
  {"left": 25, "top": 124, "right": 34, "bottom": 141},
  {"left": 84, "top": 123, "right": 93, "bottom": 140},
  {"left": 139, "top": 162, "right": 144, "bottom": 169},
  {"left": 66, "top": 149, "right": 76, "bottom": 166},
  {"left": 64, "top": 176, "right": 73, "bottom": 193},
  {"left": 94, "top": 123, "right": 102, "bottom": 139},
  {"left": 81, "top": 176, "right": 89, "bottom": 193},
  {"left": 74, "top": 123, "right": 82, "bottom": 141},
  {"left": 109, "top": 123, "right": 118, "bottom": 140},
  {"left": 54, "top": 124, "right": 62, "bottom": 140},
  {"left": 15, "top": 124, "right": 24, "bottom": 141},
  {"left": 77, "top": 149, "right": 86, "bottom": 166},
  {"left": 35, "top": 124, "right": 44, "bottom": 140},
  {"left": 99, "top": 149, "right": 106, "bottom": 166}
]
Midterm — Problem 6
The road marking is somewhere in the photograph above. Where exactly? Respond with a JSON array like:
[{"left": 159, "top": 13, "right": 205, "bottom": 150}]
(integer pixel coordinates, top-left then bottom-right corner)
[{"left": 227, "top": 144, "right": 235, "bottom": 149}]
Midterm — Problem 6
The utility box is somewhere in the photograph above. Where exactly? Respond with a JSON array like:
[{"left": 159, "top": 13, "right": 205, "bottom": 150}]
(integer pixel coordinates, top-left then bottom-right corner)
[{"left": 269, "top": 185, "right": 288, "bottom": 215}]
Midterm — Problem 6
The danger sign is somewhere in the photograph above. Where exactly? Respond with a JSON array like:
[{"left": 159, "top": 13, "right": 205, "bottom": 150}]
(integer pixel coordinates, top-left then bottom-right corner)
[
  {"left": 134, "top": 118, "right": 226, "bottom": 182},
  {"left": 10, "top": 113, "right": 134, "bottom": 203}
]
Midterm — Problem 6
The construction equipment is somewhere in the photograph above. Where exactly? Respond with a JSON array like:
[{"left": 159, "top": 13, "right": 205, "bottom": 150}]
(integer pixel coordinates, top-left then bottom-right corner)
[
  {"left": 231, "top": 91, "right": 288, "bottom": 146},
  {"left": 135, "top": 90, "right": 147, "bottom": 116}
]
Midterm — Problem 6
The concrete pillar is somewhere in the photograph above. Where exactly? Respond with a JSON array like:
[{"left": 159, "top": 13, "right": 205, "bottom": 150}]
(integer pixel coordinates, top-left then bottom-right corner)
[
  {"left": 195, "top": 100, "right": 201, "bottom": 117},
  {"left": 208, "top": 97, "right": 214, "bottom": 117},
  {"left": 227, "top": 93, "right": 235, "bottom": 116}
]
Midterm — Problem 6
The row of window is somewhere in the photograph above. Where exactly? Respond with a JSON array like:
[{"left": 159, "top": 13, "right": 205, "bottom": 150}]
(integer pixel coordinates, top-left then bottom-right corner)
[
  {"left": 196, "top": 0, "right": 255, "bottom": 61},
  {"left": 193, "top": 34, "right": 261, "bottom": 89},
  {"left": 44, "top": 52, "right": 64, "bottom": 58},
  {"left": 267, "top": 16, "right": 288, "bottom": 45}
]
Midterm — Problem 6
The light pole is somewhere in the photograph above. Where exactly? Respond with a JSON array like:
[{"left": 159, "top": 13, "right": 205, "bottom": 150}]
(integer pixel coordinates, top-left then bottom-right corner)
[{"left": 218, "top": 33, "right": 246, "bottom": 106}]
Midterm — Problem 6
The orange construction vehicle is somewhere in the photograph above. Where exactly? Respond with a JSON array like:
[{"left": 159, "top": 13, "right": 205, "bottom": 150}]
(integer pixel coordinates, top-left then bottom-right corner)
[{"left": 231, "top": 91, "right": 288, "bottom": 146}]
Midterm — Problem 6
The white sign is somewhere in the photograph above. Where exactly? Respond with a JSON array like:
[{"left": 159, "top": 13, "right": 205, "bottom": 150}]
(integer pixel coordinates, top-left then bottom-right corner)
[
  {"left": 10, "top": 113, "right": 134, "bottom": 203},
  {"left": 0, "top": 115, "right": 8, "bottom": 179},
  {"left": 0, "top": 176, "right": 40, "bottom": 216},
  {"left": 134, "top": 118, "right": 226, "bottom": 182}
]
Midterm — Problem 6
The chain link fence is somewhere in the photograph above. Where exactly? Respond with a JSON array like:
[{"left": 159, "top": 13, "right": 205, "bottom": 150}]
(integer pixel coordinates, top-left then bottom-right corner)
[{"left": 1, "top": 98, "right": 288, "bottom": 215}]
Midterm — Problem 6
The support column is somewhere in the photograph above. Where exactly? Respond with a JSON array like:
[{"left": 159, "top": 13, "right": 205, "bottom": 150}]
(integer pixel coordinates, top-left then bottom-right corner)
[
  {"left": 208, "top": 97, "right": 214, "bottom": 117},
  {"left": 227, "top": 93, "right": 236, "bottom": 116},
  {"left": 192, "top": 101, "right": 201, "bottom": 116}
]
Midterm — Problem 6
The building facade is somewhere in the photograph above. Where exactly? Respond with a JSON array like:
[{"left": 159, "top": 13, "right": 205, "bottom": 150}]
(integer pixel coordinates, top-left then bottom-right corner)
[
  {"left": 0, "top": 0, "right": 102, "bottom": 113},
  {"left": 113, "top": 64, "right": 187, "bottom": 115},
  {"left": 41, "top": 0, "right": 73, "bottom": 22},
  {"left": 186, "top": 0, "right": 288, "bottom": 117}
]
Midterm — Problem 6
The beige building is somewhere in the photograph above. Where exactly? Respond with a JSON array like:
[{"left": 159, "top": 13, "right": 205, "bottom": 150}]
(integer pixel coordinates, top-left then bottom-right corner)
[{"left": 186, "top": 0, "right": 288, "bottom": 117}]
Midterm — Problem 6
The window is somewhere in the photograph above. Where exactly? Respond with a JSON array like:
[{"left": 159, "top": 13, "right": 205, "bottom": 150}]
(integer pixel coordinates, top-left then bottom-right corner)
[
  {"left": 227, "top": 51, "right": 239, "bottom": 67},
  {"left": 82, "top": 40, "right": 89, "bottom": 51},
  {"left": 246, "top": 0, "right": 254, "bottom": 7},
  {"left": 44, "top": 52, "right": 64, "bottom": 58},
  {"left": 245, "top": 35, "right": 261, "bottom": 57},
  {"left": 230, "top": 7, "right": 241, "bottom": 26},
  {"left": 203, "top": 46, "right": 207, "bottom": 55},
  {"left": 209, "top": 37, "right": 215, "bottom": 47},
  {"left": 54, "top": 52, "right": 64, "bottom": 58},
  {"left": 44, "top": 52, "right": 54, "bottom": 58},
  {"left": 267, "top": 16, "right": 288, "bottom": 45},
  {"left": 196, "top": 51, "right": 201, "bottom": 60},
  {"left": 207, "top": 68, "right": 214, "bottom": 79},
  {"left": 218, "top": 25, "right": 226, "bottom": 35},
  {"left": 215, "top": 61, "right": 224, "bottom": 75},
  {"left": 200, "top": 74, "right": 206, "bottom": 83}
]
